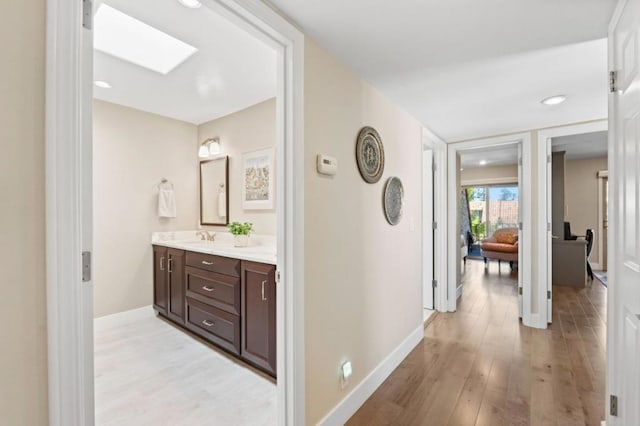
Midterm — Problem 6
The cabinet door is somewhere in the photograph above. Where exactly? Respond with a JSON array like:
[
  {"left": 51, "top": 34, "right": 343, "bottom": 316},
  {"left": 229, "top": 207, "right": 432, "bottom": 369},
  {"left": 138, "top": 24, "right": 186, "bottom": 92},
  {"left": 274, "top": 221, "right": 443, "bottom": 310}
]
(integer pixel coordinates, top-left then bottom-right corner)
[
  {"left": 152, "top": 245, "right": 168, "bottom": 315},
  {"left": 166, "top": 248, "right": 185, "bottom": 324},
  {"left": 241, "top": 261, "right": 276, "bottom": 376}
]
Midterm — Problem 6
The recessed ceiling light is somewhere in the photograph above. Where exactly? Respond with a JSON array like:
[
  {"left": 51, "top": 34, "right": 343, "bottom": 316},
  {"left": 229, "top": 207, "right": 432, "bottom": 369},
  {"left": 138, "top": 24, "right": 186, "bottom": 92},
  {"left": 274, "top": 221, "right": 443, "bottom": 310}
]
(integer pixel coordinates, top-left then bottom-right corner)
[
  {"left": 94, "top": 80, "right": 112, "bottom": 89},
  {"left": 177, "top": 0, "right": 202, "bottom": 8},
  {"left": 479, "top": 160, "right": 488, "bottom": 166},
  {"left": 94, "top": 4, "right": 198, "bottom": 75},
  {"left": 541, "top": 95, "right": 567, "bottom": 106}
]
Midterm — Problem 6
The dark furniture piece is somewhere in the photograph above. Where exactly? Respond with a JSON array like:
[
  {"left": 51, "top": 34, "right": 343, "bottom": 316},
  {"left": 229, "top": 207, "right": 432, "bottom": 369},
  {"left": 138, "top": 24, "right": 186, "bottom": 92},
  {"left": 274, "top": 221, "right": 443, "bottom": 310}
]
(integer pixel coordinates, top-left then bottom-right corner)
[
  {"left": 153, "top": 246, "right": 185, "bottom": 325},
  {"left": 585, "top": 229, "right": 595, "bottom": 280},
  {"left": 152, "top": 245, "right": 277, "bottom": 377},
  {"left": 564, "top": 221, "right": 578, "bottom": 240}
]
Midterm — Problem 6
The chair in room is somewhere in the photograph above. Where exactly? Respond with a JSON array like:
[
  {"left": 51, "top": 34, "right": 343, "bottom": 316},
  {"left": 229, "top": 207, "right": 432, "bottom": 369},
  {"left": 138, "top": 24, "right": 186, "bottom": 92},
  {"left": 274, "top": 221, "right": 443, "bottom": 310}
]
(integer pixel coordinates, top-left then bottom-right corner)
[{"left": 585, "top": 229, "right": 595, "bottom": 280}]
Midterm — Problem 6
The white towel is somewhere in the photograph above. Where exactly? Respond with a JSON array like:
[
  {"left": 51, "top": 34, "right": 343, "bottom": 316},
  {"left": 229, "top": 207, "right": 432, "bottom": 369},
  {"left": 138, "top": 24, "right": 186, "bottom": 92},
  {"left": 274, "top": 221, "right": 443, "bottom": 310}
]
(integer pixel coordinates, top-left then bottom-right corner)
[
  {"left": 158, "top": 188, "right": 177, "bottom": 218},
  {"left": 218, "top": 192, "right": 226, "bottom": 218}
]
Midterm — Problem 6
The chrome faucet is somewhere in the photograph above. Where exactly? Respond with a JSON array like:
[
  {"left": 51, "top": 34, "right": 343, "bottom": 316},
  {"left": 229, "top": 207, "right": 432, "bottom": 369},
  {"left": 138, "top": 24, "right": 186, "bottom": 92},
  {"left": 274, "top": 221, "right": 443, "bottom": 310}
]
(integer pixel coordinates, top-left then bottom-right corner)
[{"left": 196, "top": 230, "right": 216, "bottom": 241}]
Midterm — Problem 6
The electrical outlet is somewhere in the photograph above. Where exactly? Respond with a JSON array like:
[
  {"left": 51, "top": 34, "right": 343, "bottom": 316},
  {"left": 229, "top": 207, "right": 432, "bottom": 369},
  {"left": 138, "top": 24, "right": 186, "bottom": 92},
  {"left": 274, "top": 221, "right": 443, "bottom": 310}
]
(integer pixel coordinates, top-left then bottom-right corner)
[{"left": 341, "top": 361, "right": 352, "bottom": 389}]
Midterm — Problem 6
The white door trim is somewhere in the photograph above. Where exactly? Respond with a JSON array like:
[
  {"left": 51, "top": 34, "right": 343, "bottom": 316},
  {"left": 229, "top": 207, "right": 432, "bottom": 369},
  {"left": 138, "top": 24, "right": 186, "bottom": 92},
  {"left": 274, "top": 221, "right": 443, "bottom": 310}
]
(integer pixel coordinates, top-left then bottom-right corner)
[
  {"left": 422, "top": 128, "right": 448, "bottom": 312},
  {"left": 45, "top": 0, "right": 306, "bottom": 425},
  {"left": 536, "top": 120, "right": 608, "bottom": 328},
  {"left": 447, "top": 133, "right": 533, "bottom": 326}
]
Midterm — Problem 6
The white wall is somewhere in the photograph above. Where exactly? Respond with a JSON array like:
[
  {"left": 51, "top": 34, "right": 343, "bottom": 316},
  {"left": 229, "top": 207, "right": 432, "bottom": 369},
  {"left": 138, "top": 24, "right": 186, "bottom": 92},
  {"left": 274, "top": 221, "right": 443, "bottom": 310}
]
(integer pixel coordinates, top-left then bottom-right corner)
[
  {"left": 93, "top": 100, "right": 199, "bottom": 318},
  {"left": 0, "top": 1, "right": 48, "bottom": 424},
  {"left": 304, "top": 38, "right": 424, "bottom": 424},
  {"left": 198, "top": 98, "right": 276, "bottom": 235},
  {"left": 565, "top": 156, "right": 607, "bottom": 265}
]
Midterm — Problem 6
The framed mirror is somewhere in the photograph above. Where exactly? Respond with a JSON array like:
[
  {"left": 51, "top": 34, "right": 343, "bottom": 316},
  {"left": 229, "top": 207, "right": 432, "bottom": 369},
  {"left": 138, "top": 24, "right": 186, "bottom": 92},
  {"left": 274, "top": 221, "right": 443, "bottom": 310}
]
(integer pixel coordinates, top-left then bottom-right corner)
[{"left": 200, "top": 156, "right": 229, "bottom": 226}]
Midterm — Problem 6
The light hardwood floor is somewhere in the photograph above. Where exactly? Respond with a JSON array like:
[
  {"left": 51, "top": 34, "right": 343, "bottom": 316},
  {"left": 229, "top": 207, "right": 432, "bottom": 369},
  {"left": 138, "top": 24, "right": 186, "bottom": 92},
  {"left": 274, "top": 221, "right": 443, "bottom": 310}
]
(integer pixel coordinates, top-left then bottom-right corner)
[
  {"left": 348, "top": 260, "right": 607, "bottom": 426},
  {"left": 94, "top": 309, "right": 276, "bottom": 426}
]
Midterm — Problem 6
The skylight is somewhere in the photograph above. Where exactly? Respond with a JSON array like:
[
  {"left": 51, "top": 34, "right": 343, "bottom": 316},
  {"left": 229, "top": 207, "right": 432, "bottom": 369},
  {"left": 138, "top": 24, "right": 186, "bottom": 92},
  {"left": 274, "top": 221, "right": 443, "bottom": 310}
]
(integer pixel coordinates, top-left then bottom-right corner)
[{"left": 94, "top": 4, "right": 198, "bottom": 75}]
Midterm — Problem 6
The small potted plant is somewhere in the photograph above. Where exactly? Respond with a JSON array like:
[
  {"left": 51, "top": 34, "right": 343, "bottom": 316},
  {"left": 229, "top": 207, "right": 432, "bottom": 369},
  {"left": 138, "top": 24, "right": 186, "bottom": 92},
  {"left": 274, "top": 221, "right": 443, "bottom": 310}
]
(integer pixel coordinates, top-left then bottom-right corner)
[{"left": 228, "top": 221, "right": 253, "bottom": 247}]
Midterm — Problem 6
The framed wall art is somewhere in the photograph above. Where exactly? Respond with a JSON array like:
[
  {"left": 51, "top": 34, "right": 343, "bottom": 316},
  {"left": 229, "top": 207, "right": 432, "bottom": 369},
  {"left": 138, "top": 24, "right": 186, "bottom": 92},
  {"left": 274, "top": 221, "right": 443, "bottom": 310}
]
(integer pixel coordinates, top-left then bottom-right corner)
[
  {"left": 242, "top": 148, "right": 275, "bottom": 210},
  {"left": 356, "top": 126, "right": 385, "bottom": 183}
]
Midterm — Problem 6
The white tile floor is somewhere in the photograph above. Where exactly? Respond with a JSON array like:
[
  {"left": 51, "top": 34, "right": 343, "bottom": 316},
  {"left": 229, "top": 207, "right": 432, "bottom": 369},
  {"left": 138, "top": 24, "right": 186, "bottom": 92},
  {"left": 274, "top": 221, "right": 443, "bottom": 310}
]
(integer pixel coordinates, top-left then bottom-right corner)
[{"left": 94, "top": 309, "right": 277, "bottom": 426}]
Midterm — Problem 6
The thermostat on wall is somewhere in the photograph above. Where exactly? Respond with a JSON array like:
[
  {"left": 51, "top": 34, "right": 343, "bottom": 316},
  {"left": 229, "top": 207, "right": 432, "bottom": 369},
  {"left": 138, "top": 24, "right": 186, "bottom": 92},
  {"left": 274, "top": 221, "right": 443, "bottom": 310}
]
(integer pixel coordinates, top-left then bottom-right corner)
[{"left": 317, "top": 154, "right": 337, "bottom": 176}]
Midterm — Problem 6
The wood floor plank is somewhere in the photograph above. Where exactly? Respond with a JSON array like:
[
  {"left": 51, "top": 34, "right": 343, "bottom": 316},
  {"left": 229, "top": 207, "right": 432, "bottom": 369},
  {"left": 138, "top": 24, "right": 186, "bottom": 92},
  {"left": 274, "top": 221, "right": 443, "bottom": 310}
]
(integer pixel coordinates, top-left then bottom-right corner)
[{"left": 347, "top": 261, "right": 606, "bottom": 426}]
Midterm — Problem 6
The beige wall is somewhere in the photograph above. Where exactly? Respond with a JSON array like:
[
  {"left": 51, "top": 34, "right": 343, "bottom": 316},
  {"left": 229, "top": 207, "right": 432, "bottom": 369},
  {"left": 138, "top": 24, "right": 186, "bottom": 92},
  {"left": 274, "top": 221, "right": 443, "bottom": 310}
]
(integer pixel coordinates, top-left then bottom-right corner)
[
  {"left": 304, "top": 38, "right": 424, "bottom": 424},
  {"left": 0, "top": 0, "right": 48, "bottom": 424},
  {"left": 198, "top": 98, "right": 276, "bottom": 235},
  {"left": 461, "top": 164, "right": 518, "bottom": 185},
  {"left": 565, "top": 157, "right": 608, "bottom": 265},
  {"left": 93, "top": 100, "right": 199, "bottom": 318}
]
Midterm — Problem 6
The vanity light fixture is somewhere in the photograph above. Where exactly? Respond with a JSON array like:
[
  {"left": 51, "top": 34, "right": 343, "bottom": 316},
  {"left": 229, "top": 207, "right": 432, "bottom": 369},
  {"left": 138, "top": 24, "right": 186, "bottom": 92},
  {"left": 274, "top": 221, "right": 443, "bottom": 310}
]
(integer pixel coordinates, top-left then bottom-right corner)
[
  {"left": 540, "top": 95, "right": 567, "bottom": 106},
  {"left": 177, "top": 0, "right": 202, "bottom": 8},
  {"left": 198, "top": 137, "right": 221, "bottom": 158},
  {"left": 94, "top": 80, "right": 112, "bottom": 88}
]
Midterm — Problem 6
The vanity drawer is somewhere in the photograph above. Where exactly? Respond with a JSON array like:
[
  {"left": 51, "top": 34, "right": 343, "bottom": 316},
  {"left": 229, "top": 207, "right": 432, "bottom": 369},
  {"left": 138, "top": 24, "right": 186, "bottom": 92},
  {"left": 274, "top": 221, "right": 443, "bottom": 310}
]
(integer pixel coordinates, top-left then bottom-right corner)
[
  {"left": 185, "top": 298, "right": 240, "bottom": 355},
  {"left": 185, "top": 266, "right": 240, "bottom": 315},
  {"left": 186, "top": 251, "right": 240, "bottom": 277}
]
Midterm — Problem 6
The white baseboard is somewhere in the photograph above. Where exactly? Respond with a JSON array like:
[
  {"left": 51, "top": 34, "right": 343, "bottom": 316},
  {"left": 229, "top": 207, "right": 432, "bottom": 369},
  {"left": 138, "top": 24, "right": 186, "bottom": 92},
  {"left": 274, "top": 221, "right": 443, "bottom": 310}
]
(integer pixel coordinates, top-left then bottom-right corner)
[
  {"left": 94, "top": 305, "right": 154, "bottom": 332},
  {"left": 317, "top": 324, "right": 424, "bottom": 426}
]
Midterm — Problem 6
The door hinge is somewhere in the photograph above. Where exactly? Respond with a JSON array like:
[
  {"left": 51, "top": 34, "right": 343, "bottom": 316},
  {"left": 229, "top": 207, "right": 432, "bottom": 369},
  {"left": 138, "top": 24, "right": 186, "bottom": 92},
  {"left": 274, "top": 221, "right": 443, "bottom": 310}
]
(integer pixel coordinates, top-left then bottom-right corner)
[
  {"left": 547, "top": 222, "right": 551, "bottom": 232},
  {"left": 610, "top": 394, "right": 618, "bottom": 416},
  {"left": 432, "top": 279, "right": 437, "bottom": 288},
  {"left": 518, "top": 157, "right": 523, "bottom": 166},
  {"left": 518, "top": 287, "right": 523, "bottom": 295},
  {"left": 82, "top": 0, "right": 93, "bottom": 30},
  {"left": 609, "top": 70, "right": 618, "bottom": 93},
  {"left": 547, "top": 290, "right": 551, "bottom": 300},
  {"left": 547, "top": 154, "right": 552, "bottom": 164},
  {"left": 518, "top": 222, "right": 523, "bottom": 231},
  {"left": 276, "top": 271, "right": 281, "bottom": 283},
  {"left": 432, "top": 221, "right": 438, "bottom": 230},
  {"left": 82, "top": 251, "right": 92, "bottom": 282}
]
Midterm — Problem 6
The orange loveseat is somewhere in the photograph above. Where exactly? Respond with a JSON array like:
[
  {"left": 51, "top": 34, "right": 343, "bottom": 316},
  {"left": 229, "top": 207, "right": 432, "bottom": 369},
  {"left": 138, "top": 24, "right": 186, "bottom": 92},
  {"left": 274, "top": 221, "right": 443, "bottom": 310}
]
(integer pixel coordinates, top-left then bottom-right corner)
[{"left": 480, "top": 227, "right": 519, "bottom": 269}]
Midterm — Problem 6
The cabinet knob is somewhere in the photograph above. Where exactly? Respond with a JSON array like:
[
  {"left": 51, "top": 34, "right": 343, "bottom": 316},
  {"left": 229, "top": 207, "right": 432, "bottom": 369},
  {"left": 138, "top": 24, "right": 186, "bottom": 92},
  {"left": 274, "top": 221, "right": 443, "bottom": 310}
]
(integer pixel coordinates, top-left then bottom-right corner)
[
  {"left": 202, "top": 319, "right": 215, "bottom": 327},
  {"left": 202, "top": 285, "right": 214, "bottom": 292}
]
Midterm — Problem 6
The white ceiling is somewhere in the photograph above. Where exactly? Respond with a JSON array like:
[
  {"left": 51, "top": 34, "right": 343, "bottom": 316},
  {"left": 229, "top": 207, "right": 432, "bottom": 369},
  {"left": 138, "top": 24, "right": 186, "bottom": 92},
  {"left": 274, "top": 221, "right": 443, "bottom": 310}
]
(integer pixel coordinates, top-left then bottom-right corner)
[
  {"left": 269, "top": 0, "right": 615, "bottom": 141},
  {"left": 460, "top": 145, "right": 519, "bottom": 168},
  {"left": 552, "top": 130, "right": 608, "bottom": 159},
  {"left": 93, "top": 0, "right": 276, "bottom": 124}
]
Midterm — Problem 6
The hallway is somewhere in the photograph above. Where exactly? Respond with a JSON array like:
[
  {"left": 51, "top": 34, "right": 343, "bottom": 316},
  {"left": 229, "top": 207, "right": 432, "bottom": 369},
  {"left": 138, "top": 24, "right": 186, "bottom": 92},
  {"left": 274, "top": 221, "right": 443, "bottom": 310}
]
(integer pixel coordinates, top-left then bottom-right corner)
[{"left": 348, "top": 260, "right": 606, "bottom": 426}]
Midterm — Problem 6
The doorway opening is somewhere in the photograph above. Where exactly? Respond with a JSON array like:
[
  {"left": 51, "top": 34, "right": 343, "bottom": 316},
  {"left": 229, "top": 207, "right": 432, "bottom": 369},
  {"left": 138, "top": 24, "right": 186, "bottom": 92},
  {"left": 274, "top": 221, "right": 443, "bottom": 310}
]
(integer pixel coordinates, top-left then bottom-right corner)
[
  {"left": 45, "top": 0, "right": 305, "bottom": 424},
  {"left": 447, "top": 133, "right": 533, "bottom": 323},
  {"left": 91, "top": 0, "right": 282, "bottom": 422}
]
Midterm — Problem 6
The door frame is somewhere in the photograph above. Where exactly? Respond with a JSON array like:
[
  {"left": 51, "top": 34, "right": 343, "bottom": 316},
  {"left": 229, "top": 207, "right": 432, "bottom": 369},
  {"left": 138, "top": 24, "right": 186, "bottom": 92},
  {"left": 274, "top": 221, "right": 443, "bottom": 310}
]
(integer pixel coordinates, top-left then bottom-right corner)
[
  {"left": 447, "top": 133, "right": 534, "bottom": 325},
  {"left": 45, "top": 0, "right": 306, "bottom": 425},
  {"left": 422, "top": 128, "right": 448, "bottom": 312},
  {"left": 536, "top": 120, "right": 608, "bottom": 326},
  {"left": 597, "top": 170, "right": 609, "bottom": 272}
]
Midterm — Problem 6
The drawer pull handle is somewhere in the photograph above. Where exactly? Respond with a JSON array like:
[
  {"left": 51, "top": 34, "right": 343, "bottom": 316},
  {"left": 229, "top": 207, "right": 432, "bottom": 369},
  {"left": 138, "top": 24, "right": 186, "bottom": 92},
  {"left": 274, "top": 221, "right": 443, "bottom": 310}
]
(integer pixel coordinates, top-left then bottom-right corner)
[
  {"left": 202, "top": 285, "right": 214, "bottom": 292},
  {"left": 261, "top": 280, "right": 268, "bottom": 301},
  {"left": 202, "top": 260, "right": 215, "bottom": 266},
  {"left": 202, "top": 319, "right": 215, "bottom": 327},
  {"left": 168, "top": 258, "right": 173, "bottom": 273},
  {"left": 160, "top": 256, "right": 165, "bottom": 271}
]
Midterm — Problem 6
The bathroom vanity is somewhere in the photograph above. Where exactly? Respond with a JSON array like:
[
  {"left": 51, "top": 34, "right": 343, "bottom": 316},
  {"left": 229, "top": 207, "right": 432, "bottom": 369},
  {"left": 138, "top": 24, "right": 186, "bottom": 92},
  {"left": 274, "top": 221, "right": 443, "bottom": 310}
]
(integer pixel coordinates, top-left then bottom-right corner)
[{"left": 152, "top": 232, "right": 277, "bottom": 377}]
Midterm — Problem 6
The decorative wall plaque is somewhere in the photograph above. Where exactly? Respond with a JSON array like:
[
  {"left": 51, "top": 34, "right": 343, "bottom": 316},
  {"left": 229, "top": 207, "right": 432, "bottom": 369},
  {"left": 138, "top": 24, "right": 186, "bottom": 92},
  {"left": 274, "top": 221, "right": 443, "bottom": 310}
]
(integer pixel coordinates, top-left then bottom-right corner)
[
  {"left": 356, "top": 126, "right": 385, "bottom": 183},
  {"left": 383, "top": 177, "right": 404, "bottom": 225}
]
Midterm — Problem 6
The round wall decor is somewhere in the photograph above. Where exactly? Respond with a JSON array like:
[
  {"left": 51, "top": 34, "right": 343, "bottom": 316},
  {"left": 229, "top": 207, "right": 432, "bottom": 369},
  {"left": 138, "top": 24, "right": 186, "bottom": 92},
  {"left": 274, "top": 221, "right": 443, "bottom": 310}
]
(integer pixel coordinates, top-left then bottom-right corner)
[
  {"left": 356, "top": 126, "right": 385, "bottom": 183},
  {"left": 383, "top": 176, "right": 404, "bottom": 225}
]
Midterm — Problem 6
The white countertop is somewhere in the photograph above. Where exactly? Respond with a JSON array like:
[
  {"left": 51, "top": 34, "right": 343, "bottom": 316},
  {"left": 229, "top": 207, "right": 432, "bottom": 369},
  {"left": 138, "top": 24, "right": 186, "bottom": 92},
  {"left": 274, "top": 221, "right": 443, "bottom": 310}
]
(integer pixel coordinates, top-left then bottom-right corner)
[{"left": 152, "top": 231, "right": 276, "bottom": 265}]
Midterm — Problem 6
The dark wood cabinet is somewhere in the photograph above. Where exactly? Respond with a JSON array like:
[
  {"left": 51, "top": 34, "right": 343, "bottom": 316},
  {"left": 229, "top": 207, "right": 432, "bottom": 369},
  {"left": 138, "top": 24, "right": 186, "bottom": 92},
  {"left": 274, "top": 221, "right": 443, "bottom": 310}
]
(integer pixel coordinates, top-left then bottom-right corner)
[
  {"left": 153, "top": 245, "right": 276, "bottom": 377},
  {"left": 153, "top": 245, "right": 168, "bottom": 315},
  {"left": 166, "top": 248, "right": 185, "bottom": 324},
  {"left": 153, "top": 246, "right": 185, "bottom": 324},
  {"left": 241, "top": 261, "right": 277, "bottom": 376}
]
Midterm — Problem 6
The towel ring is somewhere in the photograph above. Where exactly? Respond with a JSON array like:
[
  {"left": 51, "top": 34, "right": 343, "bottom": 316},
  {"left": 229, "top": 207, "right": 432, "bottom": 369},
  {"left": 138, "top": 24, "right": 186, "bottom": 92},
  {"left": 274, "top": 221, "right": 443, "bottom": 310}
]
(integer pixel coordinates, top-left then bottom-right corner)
[{"left": 158, "top": 178, "right": 174, "bottom": 190}]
